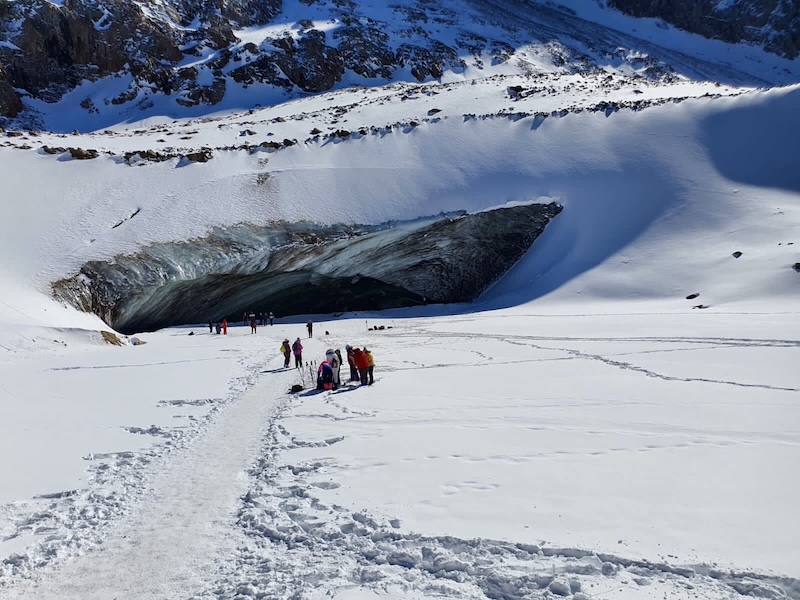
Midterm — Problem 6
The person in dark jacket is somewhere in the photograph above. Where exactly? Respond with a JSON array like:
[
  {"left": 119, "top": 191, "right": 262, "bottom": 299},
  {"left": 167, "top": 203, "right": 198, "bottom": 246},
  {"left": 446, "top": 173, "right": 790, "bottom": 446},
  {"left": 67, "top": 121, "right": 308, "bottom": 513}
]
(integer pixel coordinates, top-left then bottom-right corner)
[
  {"left": 306, "top": 320, "right": 313, "bottom": 338},
  {"left": 345, "top": 345, "right": 358, "bottom": 381},
  {"left": 281, "top": 339, "right": 291, "bottom": 368},
  {"left": 317, "top": 361, "right": 334, "bottom": 390}
]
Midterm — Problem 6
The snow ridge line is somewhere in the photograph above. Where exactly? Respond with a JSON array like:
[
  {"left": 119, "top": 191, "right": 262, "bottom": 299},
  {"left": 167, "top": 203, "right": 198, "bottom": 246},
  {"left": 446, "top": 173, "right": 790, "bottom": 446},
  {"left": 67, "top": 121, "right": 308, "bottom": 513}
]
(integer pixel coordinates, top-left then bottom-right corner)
[{"left": 200, "top": 388, "right": 800, "bottom": 600}]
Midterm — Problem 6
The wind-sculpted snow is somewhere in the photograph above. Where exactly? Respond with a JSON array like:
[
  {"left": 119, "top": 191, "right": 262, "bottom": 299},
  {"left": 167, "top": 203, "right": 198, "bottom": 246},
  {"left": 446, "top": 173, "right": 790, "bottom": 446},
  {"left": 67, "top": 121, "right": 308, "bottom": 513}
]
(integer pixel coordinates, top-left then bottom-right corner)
[{"left": 52, "top": 204, "right": 562, "bottom": 333}]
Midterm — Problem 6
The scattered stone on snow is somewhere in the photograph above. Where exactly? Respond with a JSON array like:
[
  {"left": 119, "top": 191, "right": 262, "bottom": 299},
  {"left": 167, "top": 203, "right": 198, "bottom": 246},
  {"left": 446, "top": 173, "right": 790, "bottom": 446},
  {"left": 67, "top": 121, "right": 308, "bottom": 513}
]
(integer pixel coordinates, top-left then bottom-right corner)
[{"left": 68, "top": 147, "right": 99, "bottom": 160}]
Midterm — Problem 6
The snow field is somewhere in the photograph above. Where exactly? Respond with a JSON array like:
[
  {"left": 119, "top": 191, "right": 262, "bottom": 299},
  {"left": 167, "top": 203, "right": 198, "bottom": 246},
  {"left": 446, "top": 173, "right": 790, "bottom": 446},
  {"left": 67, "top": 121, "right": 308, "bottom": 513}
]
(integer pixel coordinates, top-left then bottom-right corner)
[{"left": 0, "top": 308, "right": 798, "bottom": 598}]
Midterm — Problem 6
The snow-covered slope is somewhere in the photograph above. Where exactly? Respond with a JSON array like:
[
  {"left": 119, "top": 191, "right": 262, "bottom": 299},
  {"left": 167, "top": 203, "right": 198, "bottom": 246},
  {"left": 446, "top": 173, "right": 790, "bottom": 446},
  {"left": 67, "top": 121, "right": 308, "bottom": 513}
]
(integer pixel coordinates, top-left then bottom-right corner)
[
  {"left": 0, "top": 2, "right": 798, "bottom": 598},
  {"left": 1, "top": 81, "right": 798, "bottom": 347}
]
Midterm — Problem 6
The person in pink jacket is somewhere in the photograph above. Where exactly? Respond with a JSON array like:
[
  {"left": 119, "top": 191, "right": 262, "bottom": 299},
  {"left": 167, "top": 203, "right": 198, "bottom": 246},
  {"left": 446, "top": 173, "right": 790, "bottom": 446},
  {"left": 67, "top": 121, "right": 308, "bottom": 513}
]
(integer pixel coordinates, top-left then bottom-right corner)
[{"left": 292, "top": 337, "right": 303, "bottom": 368}]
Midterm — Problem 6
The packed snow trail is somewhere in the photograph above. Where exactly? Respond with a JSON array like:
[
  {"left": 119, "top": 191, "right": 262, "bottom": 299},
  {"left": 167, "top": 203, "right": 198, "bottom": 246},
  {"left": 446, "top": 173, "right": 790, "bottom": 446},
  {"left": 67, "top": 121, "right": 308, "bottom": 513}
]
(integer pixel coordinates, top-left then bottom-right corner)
[{"left": 5, "top": 362, "right": 295, "bottom": 600}]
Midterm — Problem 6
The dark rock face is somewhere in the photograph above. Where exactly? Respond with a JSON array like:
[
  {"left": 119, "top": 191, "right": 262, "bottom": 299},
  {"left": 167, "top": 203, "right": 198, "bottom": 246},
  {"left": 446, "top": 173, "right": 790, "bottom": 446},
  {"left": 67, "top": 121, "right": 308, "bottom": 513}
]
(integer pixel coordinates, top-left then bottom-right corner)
[
  {"left": 272, "top": 29, "right": 345, "bottom": 92},
  {"left": 0, "top": 0, "right": 571, "bottom": 121},
  {"left": 0, "top": 61, "right": 22, "bottom": 117},
  {"left": 2, "top": 0, "right": 790, "bottom": 123},
  {"left": 0, "top": 0, "right": 281, "bottom": 117},
  {"left": 52, "top": 203, "right": 562, "bottom": 333},
  {"left": 610, "top": 0, "right": 800, "bottom": 58}
]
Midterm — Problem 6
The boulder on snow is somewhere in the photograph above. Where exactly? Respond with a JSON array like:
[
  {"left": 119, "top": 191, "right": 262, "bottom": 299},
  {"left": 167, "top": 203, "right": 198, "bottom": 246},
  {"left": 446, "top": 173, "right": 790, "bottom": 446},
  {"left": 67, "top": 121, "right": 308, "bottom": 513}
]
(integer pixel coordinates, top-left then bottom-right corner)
[
  {"left": 685, "top": 292, "right": 700, "bottom": 300},
  {"left": 41, "top": 145, "right": 66, "bottom": 155},
  {"left": 69, "top": 147, "right": 98, "bottom": 160},
  {"left": 793, "top": 263, "right": 800, "bottom": 272},
  {"left": 100, "top": 330, "right": 124, "bottom": 346},
  {"left": 183, "top": 149, "right": 213, "bottom": 163},
  {"left": 732, "top": 251, "right": 743, "bottom": 258}
]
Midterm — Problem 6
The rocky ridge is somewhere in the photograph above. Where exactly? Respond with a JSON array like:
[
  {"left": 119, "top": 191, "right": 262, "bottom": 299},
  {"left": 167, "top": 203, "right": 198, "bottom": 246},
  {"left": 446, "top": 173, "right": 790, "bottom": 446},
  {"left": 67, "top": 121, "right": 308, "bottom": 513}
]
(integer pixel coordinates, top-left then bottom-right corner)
[{"left": 1, "top": 0, "right": 794, "bottom": 127}]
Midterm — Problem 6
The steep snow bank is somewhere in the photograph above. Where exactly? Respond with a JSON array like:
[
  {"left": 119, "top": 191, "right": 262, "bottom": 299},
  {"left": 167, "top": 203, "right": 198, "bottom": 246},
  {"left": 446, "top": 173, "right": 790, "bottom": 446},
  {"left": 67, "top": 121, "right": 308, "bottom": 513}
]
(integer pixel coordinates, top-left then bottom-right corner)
[{"left": 0, "top": 85, "right": 798, "bottom": 340}]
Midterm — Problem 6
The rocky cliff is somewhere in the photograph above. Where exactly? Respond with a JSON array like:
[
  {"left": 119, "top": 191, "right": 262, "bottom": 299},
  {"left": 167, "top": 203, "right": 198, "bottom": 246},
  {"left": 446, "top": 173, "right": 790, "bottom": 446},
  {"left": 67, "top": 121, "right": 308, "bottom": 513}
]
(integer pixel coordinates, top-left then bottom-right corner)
[
  {"left": 3, "top": 0, "right": 795, "bottom": 125},
  {"left": 0, "top": 0, "right": 476, "bottom": 121}
]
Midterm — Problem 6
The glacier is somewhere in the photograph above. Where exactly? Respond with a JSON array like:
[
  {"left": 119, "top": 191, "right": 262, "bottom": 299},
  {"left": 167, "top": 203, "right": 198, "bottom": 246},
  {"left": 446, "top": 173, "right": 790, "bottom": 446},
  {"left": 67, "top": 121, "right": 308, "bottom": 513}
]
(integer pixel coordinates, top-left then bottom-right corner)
[{"left": 52, "top": 203, "right": 562, "bottom": 333}]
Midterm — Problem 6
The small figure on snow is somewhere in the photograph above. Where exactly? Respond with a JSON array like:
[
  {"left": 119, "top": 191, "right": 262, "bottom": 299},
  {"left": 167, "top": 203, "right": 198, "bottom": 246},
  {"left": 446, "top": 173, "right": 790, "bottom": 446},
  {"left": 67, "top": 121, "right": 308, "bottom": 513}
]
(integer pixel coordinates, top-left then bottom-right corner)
[
  {"left": 326, "top": 348, "right": 341, "bottom": 389},
  {"left": 292, "top": 337, "right": 304, "bottom": 368},
  {"left": 306, "top": 320, "right": 313, "bottom": 338},
  {"left": 281, "top": 338, "right": 292, "bottom": 368},
  {"left": 346, "top": 345, "right": 358, "bottom": 381},
  {"left": 364, "top": 347, "right": 375, "bottom": 385},
  {"left": 352, "top": 347, "right": 370, "bottom": 386},
  {"left": 317, "top": 361, "right": 334, "bottom": 390}
]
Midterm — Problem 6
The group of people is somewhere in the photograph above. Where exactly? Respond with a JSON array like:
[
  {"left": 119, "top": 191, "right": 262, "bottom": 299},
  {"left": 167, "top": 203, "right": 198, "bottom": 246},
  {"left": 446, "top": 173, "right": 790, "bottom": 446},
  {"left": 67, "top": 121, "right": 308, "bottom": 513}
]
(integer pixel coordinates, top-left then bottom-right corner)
[
  {"left": 281, "top": 337, "right": 305, "bottom": 368},
  {"left": 208, "top": 319, "right": 228, "bottom": 335},
  {"left": 316, "top": 344, "right": 375, "bottom": 390},
  {"left": 207, "top": 312, "right": 276, "bottom": 335},
  {"left": 243, "top": 311, "right": 275, "bottom": 333}
]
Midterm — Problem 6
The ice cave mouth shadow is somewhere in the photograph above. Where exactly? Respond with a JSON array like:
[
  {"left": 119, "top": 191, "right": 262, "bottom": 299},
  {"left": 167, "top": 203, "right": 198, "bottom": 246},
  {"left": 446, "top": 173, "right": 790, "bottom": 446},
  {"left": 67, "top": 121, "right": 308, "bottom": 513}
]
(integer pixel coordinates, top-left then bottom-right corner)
[{"left": 53, "top": 203, "right": 562, "bottom": 334}]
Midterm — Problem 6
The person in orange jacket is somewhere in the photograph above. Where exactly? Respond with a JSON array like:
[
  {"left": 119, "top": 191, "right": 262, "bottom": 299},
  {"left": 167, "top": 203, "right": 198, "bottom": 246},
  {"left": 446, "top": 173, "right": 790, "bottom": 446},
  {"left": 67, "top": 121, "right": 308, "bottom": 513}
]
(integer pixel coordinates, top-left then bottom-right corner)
[
  {"left": 222, "top": 318, "right": 227, "bottom": 335},
  {"left": 352, "top": 347, "right": 370, "bottom": 386}
]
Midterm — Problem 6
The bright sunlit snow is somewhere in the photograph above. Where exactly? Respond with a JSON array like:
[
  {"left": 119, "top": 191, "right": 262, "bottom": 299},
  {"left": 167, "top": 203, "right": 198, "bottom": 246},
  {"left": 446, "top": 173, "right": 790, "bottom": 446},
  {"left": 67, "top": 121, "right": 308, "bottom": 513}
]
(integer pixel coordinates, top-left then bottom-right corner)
[{"left": 0, "top": 0, "right": 798, "bottom": 598}]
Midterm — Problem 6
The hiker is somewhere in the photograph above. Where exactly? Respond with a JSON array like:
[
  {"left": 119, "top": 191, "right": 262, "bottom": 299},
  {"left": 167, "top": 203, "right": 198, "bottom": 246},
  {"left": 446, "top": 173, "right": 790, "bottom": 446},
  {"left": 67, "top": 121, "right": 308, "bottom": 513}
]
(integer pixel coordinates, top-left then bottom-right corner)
[
  {"left": 208, "top": 319, "right": 213, "bottom": 333},
  {"left": 364, "top": 347, "right": 375, "bottom": 385},
  {"left": 334, "top": 349, "right": 344, "bottom": 384},
  {"left": 281, "top": 338, "right": 291, "bottom": 368},
  {"left": 352, "top": 348, "right": 370, "bottom": 386},
  {"left": 215, "top": 322, "right": 222, "bottom": 335},
  {"left": 326, "top": 348, "right": 341, "bottom": 388},
  {"left": 222, "top": 318, "right": 227, "bottom": 335},
  {"left": 242, "top": 311, "right": 248, "bottom": 326},
  {"left": 317, "top": 361, "right": 334, "bottom": 390},
  {"left": 306, "top": 320, "right": 313, "bottom": 338},
  {"left": 250, "top": 316, "right": 257, "bottom": 334},
  {"left": 292, "top": 337, "right": 303, "bottom": 368},
  {"left": 269, "top": 311, "right": 275, "bottom": 325},
  {"left": 345, "top": 345, "right": 358, "bottom": 381}
]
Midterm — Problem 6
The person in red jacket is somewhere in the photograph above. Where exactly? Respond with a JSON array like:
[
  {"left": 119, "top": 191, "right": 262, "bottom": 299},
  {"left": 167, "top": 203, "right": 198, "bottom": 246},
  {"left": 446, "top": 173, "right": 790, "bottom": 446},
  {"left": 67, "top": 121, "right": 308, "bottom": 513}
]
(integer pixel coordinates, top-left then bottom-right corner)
[{"left": 352, "top": 347, "right": 370, "bottom": 386}]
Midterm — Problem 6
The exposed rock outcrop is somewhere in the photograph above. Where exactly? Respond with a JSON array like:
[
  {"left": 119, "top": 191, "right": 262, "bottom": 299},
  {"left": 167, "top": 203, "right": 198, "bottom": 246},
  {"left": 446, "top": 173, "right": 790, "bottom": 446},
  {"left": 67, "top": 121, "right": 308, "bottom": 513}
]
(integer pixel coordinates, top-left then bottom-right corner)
[{"left": 610, "top": 0, "right": 800, "bottom": 58}]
